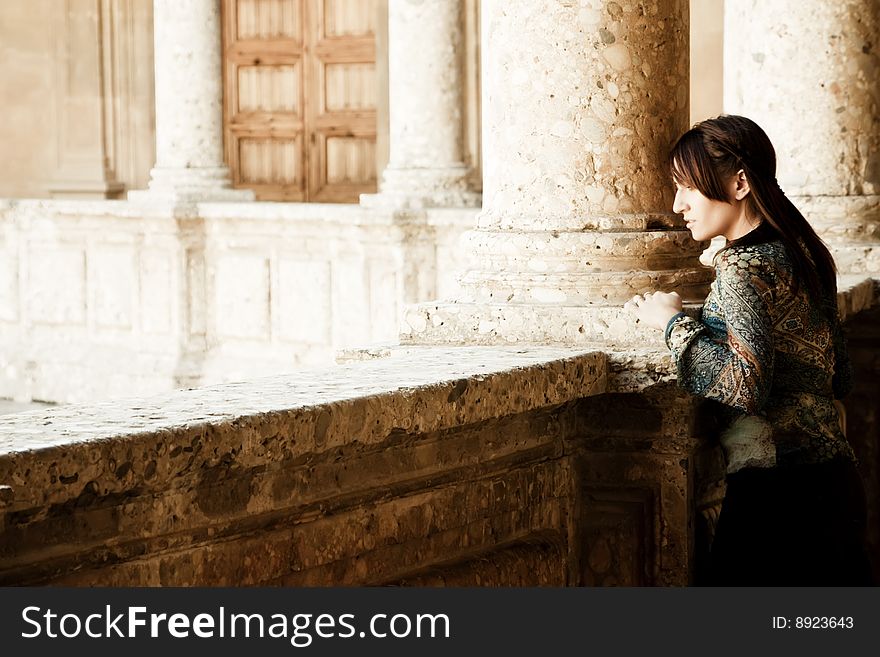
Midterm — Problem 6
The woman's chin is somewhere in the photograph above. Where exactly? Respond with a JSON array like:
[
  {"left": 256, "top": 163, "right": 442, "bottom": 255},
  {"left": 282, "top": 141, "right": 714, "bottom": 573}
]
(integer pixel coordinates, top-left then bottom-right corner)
[{"left": 687, "top": 226, "right": 716, "bottom": 242}]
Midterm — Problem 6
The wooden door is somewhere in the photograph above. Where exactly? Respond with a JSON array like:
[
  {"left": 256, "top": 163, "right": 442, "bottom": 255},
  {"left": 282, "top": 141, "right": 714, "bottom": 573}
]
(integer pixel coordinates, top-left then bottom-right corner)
[
  {"left": 306, "top": 0, "right": 378, "bottom": 202},
  {"left": 222, "top": 0, "right": 378, "bottom": 202},
  {"left": 223, "top": 0, "right": 307, "bottom": 201}
]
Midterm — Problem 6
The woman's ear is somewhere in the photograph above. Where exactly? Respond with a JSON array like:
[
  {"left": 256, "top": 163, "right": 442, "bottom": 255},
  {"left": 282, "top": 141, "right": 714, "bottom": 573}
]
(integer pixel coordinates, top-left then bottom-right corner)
[{"left": 734, "top": 168, "right": 751, "bottom": 201}]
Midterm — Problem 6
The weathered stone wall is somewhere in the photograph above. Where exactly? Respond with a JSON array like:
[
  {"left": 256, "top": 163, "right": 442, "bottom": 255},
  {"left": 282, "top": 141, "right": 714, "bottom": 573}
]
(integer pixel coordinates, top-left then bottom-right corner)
[
  {"left": 0, "top": 348, "right": 708, "bottom": 586},
  {"left": 0, "top": 199, "right": 475, "bottom": 403},
  {"left": 568, "top": 384, "right": 702, "bottom": 585},
  {"left": 0, "top": 344, "right": 707, "bottom": 587},
  {"left": 0, "top": 347, "right": 606, "bottom": 585}
]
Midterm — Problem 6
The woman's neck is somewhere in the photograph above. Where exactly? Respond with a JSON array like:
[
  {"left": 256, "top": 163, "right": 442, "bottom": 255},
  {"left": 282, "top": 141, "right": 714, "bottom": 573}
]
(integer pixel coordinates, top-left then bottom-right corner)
[{"left": 724, "top": 215, "right": 763, "bottom": 242}]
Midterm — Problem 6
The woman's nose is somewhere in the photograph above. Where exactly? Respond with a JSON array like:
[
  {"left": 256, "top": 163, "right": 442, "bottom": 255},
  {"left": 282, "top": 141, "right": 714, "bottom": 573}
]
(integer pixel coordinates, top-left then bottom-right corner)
[{"left": 672, "top": 189, "right": 687, "bottom": 214}]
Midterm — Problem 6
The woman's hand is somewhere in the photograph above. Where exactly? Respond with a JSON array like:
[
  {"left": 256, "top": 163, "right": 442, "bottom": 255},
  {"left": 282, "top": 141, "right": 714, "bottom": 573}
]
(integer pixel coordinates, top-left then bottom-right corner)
[{"left": 623, "top": 291, "right": 683, "bottom": 331}]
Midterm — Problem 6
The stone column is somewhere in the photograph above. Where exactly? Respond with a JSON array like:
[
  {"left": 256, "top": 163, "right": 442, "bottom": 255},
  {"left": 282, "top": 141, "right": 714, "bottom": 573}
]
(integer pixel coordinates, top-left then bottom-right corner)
[
  {"left": 362, "top": 0, "right": 478, "bottom": 209},
  {"left": 401, "top": 0, "right": 709, "bottom": 347},
  {"left": 724, "top": 0, "right": 880, "bottom": 274},
  {"left": 48, "top": 0, "right": 124, "bottom": 199},
  {"left": 129, "top": 0, "right": 252, "bottom": 203}
]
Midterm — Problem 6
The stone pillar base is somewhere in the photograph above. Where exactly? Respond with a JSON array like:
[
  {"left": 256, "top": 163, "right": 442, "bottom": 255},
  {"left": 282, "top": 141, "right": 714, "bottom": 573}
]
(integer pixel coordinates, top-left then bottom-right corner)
[
  {"left": 398, "top": 226, "right": 711, "bottom": 348},
  {"left": 796, "top": 194, "right": 880, "bottom": 242},
  {"left": 361, "top": 165, "right": 480, "bottom": 209},
  {"left": 129, "top": 167, "right": 255, "bottom": 203},
  {"left": 48, "top": 179, "right": 125, "bottom": 200},
  {"left": 400, "top": 301, "right": 698, "bottom": 348},
  {"left": 457, "top": 228, "right": 711, "bottom": 305},
  {"left": 795, "top": 194, "right": 880, "bottom": 274},
  {"left": 829, "top": 245, "right": 880, "bottom": 275}
]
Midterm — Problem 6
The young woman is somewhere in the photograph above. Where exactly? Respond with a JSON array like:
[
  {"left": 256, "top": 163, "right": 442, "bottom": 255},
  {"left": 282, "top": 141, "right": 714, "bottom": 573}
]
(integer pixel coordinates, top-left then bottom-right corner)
[{"left": 624, "top": 114, "right": 875, "bottom": 585}]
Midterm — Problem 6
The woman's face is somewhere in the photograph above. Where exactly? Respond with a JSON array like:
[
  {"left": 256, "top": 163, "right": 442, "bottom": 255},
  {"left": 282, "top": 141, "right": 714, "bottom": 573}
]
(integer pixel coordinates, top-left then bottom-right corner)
[{"left": 672, "top": 171, "right": 749, "bottom": 242}]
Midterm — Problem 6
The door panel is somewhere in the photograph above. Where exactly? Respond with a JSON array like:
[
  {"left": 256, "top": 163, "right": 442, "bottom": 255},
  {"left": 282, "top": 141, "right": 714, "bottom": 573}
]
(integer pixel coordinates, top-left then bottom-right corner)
[{"left": 223, "top": 0, "right": 378, "bottom": 202}]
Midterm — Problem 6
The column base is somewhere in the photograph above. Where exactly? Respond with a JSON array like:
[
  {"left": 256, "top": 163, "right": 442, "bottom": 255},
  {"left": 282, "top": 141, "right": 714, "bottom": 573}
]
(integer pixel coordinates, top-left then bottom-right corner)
[
  {"left": 48, "top": 179, "right": 125, "bottom": 200},
  {"left": 128, "top": 166, "right": 255, "bottom": 204},
  {"left": 795, "top": 194, "right": 880, "bottom": 274},
  {"left": 830, "top": 245, "right": 880, "bottom": 275},
  {"left": 457, "top": 227, "right": 712, "bottom": 305},
  {"left": 361, "top": 165, "right": 480, "bottom": 209},
  {"left": 400, "top": 300, "right": 695, "bottom": 348},
  {"left": 399, "top": 224, "right": 712, "bottom": 348}
]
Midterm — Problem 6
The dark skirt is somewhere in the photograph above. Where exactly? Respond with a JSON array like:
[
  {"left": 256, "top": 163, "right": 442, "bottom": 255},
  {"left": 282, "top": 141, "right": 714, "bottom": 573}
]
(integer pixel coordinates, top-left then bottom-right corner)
[{"left": 706, "top": 457, "right": 876, "bottom": 586}]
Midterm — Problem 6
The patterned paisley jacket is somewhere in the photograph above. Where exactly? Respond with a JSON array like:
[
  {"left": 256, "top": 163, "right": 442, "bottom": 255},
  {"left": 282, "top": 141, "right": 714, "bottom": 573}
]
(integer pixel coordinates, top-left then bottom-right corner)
[{"left": 664, "top": 222, "right": 856, "bottom": 474}]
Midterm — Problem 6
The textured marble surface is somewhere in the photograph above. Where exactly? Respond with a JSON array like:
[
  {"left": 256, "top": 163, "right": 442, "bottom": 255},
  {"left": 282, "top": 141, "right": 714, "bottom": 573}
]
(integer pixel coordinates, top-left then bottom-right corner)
[
  {"left": 479, "top": 0, "right": 690, "bottom": 228},
  {"left": 725, "top": 0, "right": 880, "bottom": 198},
  {"left": 400, "top": 300, "right": 680, "bottom": 347}
]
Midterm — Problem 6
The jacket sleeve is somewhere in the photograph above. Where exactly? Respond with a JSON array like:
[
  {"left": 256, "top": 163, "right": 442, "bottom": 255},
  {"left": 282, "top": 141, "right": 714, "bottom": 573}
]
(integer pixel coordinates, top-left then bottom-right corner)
[{"left": 664, "top": 248, "right": 776, "bottom": 415}]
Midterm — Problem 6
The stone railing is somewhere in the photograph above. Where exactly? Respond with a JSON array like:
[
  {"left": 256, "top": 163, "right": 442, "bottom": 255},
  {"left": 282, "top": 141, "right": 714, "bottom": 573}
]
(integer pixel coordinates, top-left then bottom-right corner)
[
  {"left": 1, "top": 276, "right": 877, "bottom": 586},
  {"left": 0, "top": 199, "right": 476, "bottom": 403},
  {"left": 0, "top": 345, "right": 689, "bottom": 586}
]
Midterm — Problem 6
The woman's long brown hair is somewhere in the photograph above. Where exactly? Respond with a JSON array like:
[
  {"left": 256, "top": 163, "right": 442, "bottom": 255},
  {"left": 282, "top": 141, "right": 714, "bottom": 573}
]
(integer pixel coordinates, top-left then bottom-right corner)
[{"left": 667, "top": 114, "right": 837, "bottom": 309}]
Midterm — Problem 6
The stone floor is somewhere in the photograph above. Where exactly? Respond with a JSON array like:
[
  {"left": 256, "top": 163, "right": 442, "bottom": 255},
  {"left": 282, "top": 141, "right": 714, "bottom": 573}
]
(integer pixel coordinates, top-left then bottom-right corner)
[{"left": 0, "top": 399, "right": 55, "bottom": 416}]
